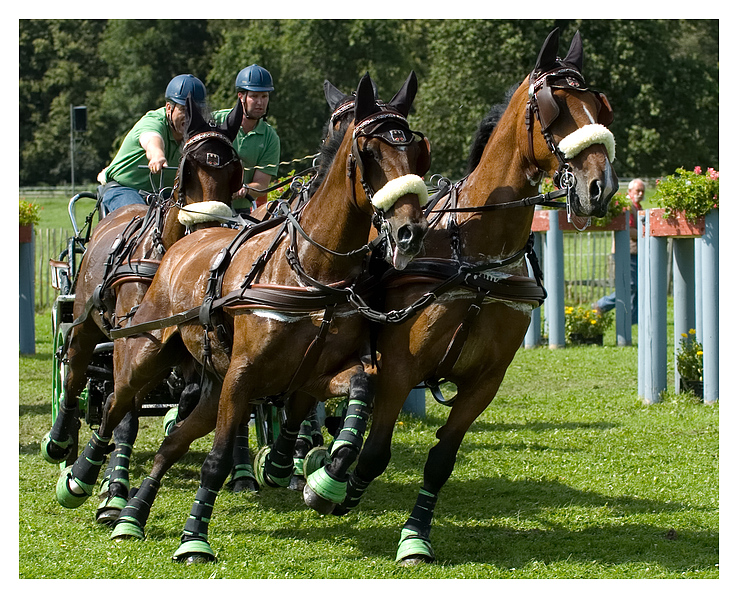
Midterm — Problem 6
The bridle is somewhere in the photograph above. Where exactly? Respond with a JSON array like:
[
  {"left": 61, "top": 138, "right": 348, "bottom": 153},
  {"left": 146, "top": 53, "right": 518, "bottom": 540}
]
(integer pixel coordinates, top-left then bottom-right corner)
[
  {"left": 524, "top": 66, "right": 614, "bottom": 226},
  {"left": 172, "top": 130, "right": 242, "bottom": 208}
]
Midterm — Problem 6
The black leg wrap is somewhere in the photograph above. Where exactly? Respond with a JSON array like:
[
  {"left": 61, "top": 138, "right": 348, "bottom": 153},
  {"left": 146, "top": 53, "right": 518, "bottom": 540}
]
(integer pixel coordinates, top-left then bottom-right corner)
[
  {"left": 341, "top": 470, "right": 371, "bottom": 511},
  {"left": 117, "top": 476, "right": 160, "bottom": 527},
  {"left": 107, "top": 441, "right": 133, "bottom": 497},
  {"left": 49, "top": 400, "right": 78, "bottom": 443},
  {"left": 404, "top": 488, "right": 438, "bottom": 538},
  {"left": 266, "top": 427, "right": 298, "bottom": 481},
  {"left": 71, "top": 431, "right": 111, "bottom": 487},
  {"left": 232, "top": 424, "right": 250, "bottom": 468},
  {"left": 182, "top": 486, "right": 218, "bottom": 542},
  {"left": 332, "top": 395, "right": 372, "bottom": 456}
]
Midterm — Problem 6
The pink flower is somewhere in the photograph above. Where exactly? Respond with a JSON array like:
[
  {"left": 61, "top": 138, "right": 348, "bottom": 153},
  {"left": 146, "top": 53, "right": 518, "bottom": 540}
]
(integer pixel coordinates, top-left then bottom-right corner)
[
  {"left": 694, "top": 166, "right": 702, "bottom": 175},
  {"left": 707, "top": 167, "right": 719, "bottom": 180}
]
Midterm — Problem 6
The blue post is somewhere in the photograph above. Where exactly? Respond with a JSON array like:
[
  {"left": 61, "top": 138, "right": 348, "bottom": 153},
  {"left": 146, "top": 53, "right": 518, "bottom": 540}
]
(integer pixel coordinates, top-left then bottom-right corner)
[
  {"left": 694, "top": 241, "right": 703, "bottom": 345},
  {"left": 524, "top": 231, "right": 543, "bottom": 348},
  {"left": 402, "top": 387, "right": 426, "bottom": 417},
  {"left": 613, "top": 218, "right": 631, "bottom": 346},
  {"left": 546, "top": 210, "right": 565, "bottom": 348},
  {"left": 701, "top": 209, "right": 719, "bottom": 404},
  {"left": 672, "top": 238, "right": 696, "bottom": 391},
  {"left": 637, "top": 211, "right": 646, "bottom": 398},
  {"left": 19, "top": 229, "right": 35, "bottom": 354},
  {"left": 642, "top": 209, "right": 668, "bottom": 404}
]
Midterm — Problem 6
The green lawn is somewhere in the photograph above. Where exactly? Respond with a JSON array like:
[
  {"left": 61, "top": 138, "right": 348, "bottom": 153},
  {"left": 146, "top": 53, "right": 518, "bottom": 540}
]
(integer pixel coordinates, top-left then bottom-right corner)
[{"left": 19, "top": 308, "right": 718, "bottom": 579}]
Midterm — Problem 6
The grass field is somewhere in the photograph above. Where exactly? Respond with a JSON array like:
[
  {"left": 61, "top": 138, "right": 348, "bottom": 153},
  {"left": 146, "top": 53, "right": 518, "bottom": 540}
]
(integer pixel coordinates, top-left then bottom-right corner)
[{"left": 19, "top": 307, "right": 719, "bottom": 580}]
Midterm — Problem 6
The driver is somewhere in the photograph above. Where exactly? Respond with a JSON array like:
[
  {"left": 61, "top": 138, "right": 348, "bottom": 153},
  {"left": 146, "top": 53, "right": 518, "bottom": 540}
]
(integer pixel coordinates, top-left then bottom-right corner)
[
  {"left": 212, "top": 64, "right": 281, "bottom": 214},
  {"left": 97, "top": 74, "right": 208, "bottom": 214}
]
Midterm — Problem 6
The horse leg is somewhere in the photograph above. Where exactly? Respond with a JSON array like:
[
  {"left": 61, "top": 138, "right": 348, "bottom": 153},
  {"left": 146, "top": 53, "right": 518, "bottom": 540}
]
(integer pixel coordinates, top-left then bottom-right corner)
[
  {"left": 304, "top": 372, "right": 374, "bottom": 515},
  {"left": 172, "top": 363, "right": 251, "bottom": 564},
  {"left": 55, "top": 334, "right": 177, "bottom": 509},
  {"left": 226, "top": 413, "right": 258, "bottom": 493},
  {"left": 96, "top": 410, "right": 139, "bottom": 525},
  {"left": 395, "top": 376, "right": 504, "bottom": 566},
  {"left": 111, "top": 392, "right": 219, "bottom": 541},
  {"left": 333, "top": 373, "right": 410, "bottom": 517},
  {"left": 42, "top": 321, "right": 101, "bottom": 464},
  {"left": 289, "top": 407, "right": 323, "bottom": 491},
  {"left": 253, "top": 392, "right": 315, "bottom": 489}
]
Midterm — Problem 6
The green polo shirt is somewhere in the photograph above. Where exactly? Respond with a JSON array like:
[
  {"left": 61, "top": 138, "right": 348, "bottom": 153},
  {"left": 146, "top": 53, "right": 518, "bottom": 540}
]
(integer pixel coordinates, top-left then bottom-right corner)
[
  {"left": 213, "top": 110, "right": 281, "bottom": 209},
  {"left": 103, "top": 107, "right": 181, "bottom": 192}
]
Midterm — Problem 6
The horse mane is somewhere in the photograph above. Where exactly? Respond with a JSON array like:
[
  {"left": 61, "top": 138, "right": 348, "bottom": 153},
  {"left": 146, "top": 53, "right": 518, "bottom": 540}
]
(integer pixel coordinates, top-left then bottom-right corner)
[
  {"left": 309, "top": 116, "right": 351, "bottom": 197},
  {"left": 465, "top": 83, "right": 519, "bottom": 175}
]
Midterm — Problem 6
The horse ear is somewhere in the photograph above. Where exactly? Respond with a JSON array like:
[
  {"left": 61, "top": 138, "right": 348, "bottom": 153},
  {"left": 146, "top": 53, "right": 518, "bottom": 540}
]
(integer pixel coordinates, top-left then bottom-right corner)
[
  {"left": 221, "top": 100, "right": 243, "bottom": 141},
  {"left": 533, "top": 28, "right": 560, "bottom": 76},
  {"left": 388, "top": 71, "right": 418, "bottom": 117},
  {"left": 184, "top": 94, "right": 208, "bottom": 141},
  {"left": 324, "top": 80, "right": 351, "bottom": 111},
  {"left": 563, "top": 31, "right": 584, "bottom": 72},
  {"left": 354, "top": 72, "right": 380, "bottom": 123}
]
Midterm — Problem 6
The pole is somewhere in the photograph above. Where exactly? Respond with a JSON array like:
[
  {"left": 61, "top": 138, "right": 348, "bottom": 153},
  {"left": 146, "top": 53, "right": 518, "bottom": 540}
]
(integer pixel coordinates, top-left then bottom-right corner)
[
  {"left": 70, "top": 104, "right": 75, "bottom": 194},
  {"left": 546, "top": 210, "right": 565, "bottom": 348}
]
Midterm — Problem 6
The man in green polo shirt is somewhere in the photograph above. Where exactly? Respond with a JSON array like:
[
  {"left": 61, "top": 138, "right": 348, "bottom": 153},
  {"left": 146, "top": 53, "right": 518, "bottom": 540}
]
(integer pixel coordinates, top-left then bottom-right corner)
[
  {"left": 213, "top": 65, "right": 281, "bottom": 214},
  {"left": 97, "top": 74, "right": 207, "bottom": 214}
]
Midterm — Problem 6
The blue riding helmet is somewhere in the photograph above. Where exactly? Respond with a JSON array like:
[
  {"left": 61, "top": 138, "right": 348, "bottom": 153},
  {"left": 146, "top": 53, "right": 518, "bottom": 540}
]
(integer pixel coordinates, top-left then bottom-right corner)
[
  {"left": 235, "top": 65, "right": 274, "bottom": 92},
  {"left": 165, "top": 74, "right": 207, "bottom": 106}
]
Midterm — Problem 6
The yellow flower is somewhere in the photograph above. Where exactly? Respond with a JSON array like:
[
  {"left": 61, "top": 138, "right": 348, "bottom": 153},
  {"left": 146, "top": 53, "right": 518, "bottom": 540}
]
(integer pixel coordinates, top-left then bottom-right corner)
[
  {"left": 689, "top": 328, "right": 696, "bottom": 335},
  {"left": 590, "top": 320, "right": 598, "bottom": 325},
  {"left": 681, "top": 333, "right": 688, "bottom": 338},
  {"left": 697, "top": 351, "right": 703, "bottom": 356}
]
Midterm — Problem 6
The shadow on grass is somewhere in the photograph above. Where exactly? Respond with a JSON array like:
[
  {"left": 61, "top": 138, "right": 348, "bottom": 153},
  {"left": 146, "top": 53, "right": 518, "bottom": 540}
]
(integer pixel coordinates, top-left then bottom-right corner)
[{"left": 252, "top": 475, "right": 717, "bottom": 572}]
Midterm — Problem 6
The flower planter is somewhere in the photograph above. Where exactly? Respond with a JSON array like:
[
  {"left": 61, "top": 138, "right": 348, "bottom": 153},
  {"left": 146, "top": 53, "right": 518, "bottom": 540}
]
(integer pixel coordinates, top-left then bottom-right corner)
[
  {"left": 568, "top": 333, "right": 603, "bottom": 346},
  {"left": 679, "top": 379, "right": 704, "bottom": 400},
  {"left": 648, "top": 208, "right": 705, "bottom": 238},
  {"left": 19, "top": 224, "right": 33, "bottom": 243}
]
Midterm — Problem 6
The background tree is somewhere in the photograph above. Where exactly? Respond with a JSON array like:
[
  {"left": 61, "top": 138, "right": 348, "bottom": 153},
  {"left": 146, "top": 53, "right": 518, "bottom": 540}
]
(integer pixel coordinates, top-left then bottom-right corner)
[{"left": 18, "top": 19, "right": 718, "bottom": 187}]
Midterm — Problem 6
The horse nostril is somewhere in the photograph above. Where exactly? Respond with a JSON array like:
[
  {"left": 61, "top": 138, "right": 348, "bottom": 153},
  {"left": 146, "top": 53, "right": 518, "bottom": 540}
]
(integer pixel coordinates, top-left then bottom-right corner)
[
  {"left": 589, "top": 179, "right": 602, "bottom": 202},
  {"left": 397, "top": 225, "right": 414, "bottom": 250}
]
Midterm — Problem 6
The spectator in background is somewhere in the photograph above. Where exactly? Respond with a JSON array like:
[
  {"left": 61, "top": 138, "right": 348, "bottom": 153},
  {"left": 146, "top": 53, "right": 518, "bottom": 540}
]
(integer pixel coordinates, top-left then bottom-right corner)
[{"left": 594, "top": 178, "right": 645, "bottom": 324}]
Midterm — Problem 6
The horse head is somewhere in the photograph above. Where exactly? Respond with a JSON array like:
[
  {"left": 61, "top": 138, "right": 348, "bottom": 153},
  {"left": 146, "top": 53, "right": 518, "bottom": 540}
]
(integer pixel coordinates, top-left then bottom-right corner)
[
  {"left": 175, "top": 94, "right": 244, "bottom": 209},
  {"left": 349, "top": 72, "right": 430, "bottom": 269},
  {"left": 522, "top": 28, "right": 618, "bottom": 218}
]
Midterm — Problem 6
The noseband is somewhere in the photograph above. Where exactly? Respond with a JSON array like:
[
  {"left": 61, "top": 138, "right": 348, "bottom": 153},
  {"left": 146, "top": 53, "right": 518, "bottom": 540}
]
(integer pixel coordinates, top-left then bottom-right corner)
[{"left": 524, "top": 66, "right": 615, "bottom": 227}]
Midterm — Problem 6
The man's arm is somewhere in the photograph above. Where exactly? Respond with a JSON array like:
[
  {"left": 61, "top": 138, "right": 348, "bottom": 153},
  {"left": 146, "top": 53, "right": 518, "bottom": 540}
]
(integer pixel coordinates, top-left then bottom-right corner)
[{"left": 139, "top": 131, "right": 168, "bottom": 173}]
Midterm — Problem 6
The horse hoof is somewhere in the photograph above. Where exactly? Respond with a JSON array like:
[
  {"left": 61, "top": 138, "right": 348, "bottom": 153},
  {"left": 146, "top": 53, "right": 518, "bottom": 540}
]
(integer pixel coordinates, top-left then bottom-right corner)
[
  {"left": 331, "top": 504, "right": 350, "bottom": 517},
  {"left": 40, "top": 432, "right": 71, "bottom": 464},
  {"left": 172, "top": 539, "right": 216, "bottom": 564},
  {"left": 162, "top": 407, "right": 178, "bottom": 436},
  {"left": 96, "top": 495, "right": 128, "bottom": 526},
  {"left": 110, "top": 519, "right": 145, "bottom": 541},
  {"left": 396, "top": 529, "right": 435, "bottom": 565},
  {"left": 303, "top": 468, "right": 346, "bottom": 515},
  {"left": 288, "top": 474, "right": 305, "bottom": 492},
  {"left": 228, "top": 476, "right": 259, "bottom": 493},
  {"left": 56, "top": 466, "right": 92, "bottom": 509},
  {"left": 302, "top": 482, "right": 336, "bottom": 515},
  {"left": 303, "top": 446, "right": 330, "bottom": 477}
]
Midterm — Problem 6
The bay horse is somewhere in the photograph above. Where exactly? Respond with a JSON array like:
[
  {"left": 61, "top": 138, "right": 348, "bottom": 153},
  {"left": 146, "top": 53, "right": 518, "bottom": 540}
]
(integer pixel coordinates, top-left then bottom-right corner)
[
  {"left": 334, "top": 29, "right": 618, "bottom": 565},
  {"left": 47, "top": 95, "right": 244, "bottom": 516},
  {"left": 59, "top": 72, "right": 430, "bottom": 563}
]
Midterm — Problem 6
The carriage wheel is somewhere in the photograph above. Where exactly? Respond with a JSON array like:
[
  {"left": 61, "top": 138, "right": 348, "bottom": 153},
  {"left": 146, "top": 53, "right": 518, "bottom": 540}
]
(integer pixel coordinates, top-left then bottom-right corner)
[{"left": 49, "top": 323, "right": 79, "bottom": 468}]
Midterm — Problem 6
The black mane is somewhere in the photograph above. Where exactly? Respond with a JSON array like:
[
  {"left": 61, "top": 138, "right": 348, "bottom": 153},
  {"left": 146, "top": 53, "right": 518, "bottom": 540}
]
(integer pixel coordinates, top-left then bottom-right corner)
[
  {"left": 309, "top": 116, "right": 351, "bottom": 197},
  {"left": 465, "top": 83, "right": 519, "bottom": 175}
]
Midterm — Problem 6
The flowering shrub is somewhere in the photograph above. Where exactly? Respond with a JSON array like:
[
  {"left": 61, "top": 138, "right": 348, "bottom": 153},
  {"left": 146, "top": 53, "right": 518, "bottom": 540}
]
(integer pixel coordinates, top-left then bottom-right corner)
[
  {"left": 655, "top": 166, "right": 719, "bottom": 221},
  {"left": 564, "top": 305, "right": 613, "bottom": 339},
  {"left": 19, "top": 199, "right": 41, "bottom": 226},
  {"left": 677, "top": 329, "right": 703, "bottom": 381}
]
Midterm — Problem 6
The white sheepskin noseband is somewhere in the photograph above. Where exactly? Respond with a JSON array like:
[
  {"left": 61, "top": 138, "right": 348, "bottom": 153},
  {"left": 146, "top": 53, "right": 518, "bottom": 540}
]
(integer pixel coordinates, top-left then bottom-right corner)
[
  {"left": 558, "top": 124, "right": 616, "bottom": 162},
  {"left": 371, "top": 174, "right": 429, "bottom": 211},
  {"left": 178, "top": 201, "right": 233, "bottom": 227}
]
